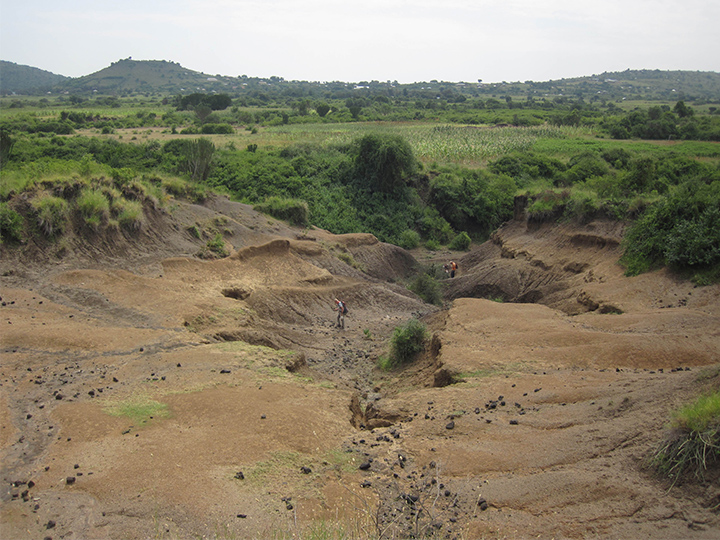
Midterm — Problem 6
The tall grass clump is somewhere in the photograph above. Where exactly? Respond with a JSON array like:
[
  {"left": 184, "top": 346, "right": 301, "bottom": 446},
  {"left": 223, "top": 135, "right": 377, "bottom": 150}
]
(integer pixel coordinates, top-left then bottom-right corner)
[
  {"left": 378, "top": 318, "right": 428, "bottom": 370},
  {"left": 0, "top": 170, "right": 33, "bottom": 200},
  {"left": 160, "top": 176, "right": 189, "bottom": 198},
  {"left": 526, "top": 189, "right": 570, "bottom": 222},
  {"left": 253, "top": 196, "right": 310, "bottom": 227},
  {"left": 114, "top": 198, "right": 144, "bottom": 231},
  {"left": 31, "top": 193, "right": 68, "bottom": 236},
  {"left": 77, "top": 188, "right": 110, "bottom": 229},
  {"left": 198, "top": 233, "right": 229, "bottom": 259},
  {"left": 0, "top": 202, "right": 23, "bottom": 243},
  {"left": 649, "top": 388, "right": 720, "bottom": 485}
]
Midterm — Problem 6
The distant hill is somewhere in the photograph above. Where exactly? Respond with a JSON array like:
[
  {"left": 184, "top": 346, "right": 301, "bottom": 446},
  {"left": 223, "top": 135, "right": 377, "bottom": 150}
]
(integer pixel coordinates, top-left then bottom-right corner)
[
  {"left": 514, "top": 69, "right": 720, "bottom": 101},
  {"left": 0, "top": 60, "right": 69, "bottom": 95},
  {"left": 1, "top": 58, "right": 719, "bottom": 102},
  {"left": 56, "top": 58, "right": 241, "bottom": 95}
]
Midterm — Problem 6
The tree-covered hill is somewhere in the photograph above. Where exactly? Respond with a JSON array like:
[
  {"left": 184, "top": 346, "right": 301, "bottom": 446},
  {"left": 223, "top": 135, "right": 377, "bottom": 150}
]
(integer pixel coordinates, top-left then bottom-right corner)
[
  {"left": 2, "top": 59, "right": 719, "bottom": 103},
  {"left": 0, "top": 60, "right": 69, "bottom": 95},
  {"left": 57, "top": 58, "right": 241, "bottom": 95}
]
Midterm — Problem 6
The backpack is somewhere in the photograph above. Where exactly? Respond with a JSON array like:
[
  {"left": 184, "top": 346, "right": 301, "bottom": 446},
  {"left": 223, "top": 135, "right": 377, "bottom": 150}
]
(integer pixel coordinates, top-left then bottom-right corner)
[{"left": 341, "top": 301, "right": 348, "bottom": 315}]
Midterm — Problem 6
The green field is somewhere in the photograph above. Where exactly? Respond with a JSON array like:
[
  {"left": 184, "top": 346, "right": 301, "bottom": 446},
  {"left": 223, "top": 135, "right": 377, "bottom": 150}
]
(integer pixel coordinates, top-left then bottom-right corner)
[{"left": 1, "top": 88, "right": 719, "bottom": 283}]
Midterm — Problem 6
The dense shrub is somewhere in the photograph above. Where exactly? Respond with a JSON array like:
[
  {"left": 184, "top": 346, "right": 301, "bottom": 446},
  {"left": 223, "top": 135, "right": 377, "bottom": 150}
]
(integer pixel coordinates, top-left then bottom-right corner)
[
  {"left": 621, "top": 179, "right": 720, "bottom": 275},
  {"left": 428, "top": 168, "right": 515, "bottom": 237},
  {"left": 424, "top": 239, "right": 441, "bottom": 251},
  {"left": 408, "top": 273, "right": 443, "bottom": 306},
  {"left": 200, "top": 123, "right": 235, "bottom": 134},
  {"left": 448, "top": 231, "right": 471, "bottom": 251},
  {"left": 381, "top": 318, "right": 429, "bottom": 369},
  {"left": 353, "top": 133, "right": 417, "bottom": 193},
  {"left": 664, "top": 207, "right": 720, "bottom": 267},
  {"left": 559, "top": 152, "right": 610, "bottom": 186},
  {"left": 488, "top": 152, "right": 565, "bottom": 183},
  {"left": 398, "top": 229, "right": 421, "bottom": 250},
  {"left": 601, "top": 148, "right": 633, "bottom": 169},
  {"left": 6, "top": 135, "right": 163, "bottom": 170}
]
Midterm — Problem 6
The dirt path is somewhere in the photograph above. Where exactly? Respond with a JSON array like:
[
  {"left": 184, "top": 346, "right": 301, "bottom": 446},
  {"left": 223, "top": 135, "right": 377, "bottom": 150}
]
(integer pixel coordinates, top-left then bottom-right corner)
[{"left": 1, "top": 198, "right": 719, "bottom": 539}]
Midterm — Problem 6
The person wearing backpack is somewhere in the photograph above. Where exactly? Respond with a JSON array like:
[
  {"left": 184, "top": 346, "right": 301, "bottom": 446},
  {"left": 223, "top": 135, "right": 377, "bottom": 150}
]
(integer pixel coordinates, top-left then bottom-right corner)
[
  {"left": 450, "top": 261, "right": 458, "bottom": 278},
  {"left": 333, "top": 298, "right": 347, "bottom": 329}
]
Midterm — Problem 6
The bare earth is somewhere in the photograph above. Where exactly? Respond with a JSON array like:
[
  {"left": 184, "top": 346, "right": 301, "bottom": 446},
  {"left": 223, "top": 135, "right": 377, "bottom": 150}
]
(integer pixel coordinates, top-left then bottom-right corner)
[{"left": 1, "top": 196, "right": 719, "bottom": 540}]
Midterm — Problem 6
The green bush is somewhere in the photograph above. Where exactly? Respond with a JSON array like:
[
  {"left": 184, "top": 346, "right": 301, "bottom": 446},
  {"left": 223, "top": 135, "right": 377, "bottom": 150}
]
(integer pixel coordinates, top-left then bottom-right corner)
[
  {"left": 416, "top": 207, "right": 454, "bottom": 244},
  {"left": 563, "top": 190, "right": 602, "bottom": 223},
  {"left": 448, "top": 231, "right": 471, "bottom": 251},
  {"left": 621, "top": 180, "right": 720, "bottom": 276},
  {"left": 201, "top": 123, "right": 235, "bottom": 135},
  {"left": 398, "top": 229, "right": 421, "bottom": 250},
  {"left": 381, "top": 318, "right": 428, "bottom": 369},
  {"left": 428, "top": 168, "right": 516, "bottom": 237},
  {"left": 253, "top": 196, "right": 310, "bottom": 227},
  {"left": 31, "top": 193, "right": 68, "bottom": 236},
  {"left": 664, "top": 207, "right": 720, "bottom": 267},
  {"left": 424, "top": 239, "right": 441, "bottom": 251},
  {"left": 187, "top": 224, "right": 202, "bottom": 239},
  {"left": 0, "top": 202, "right": 23, "bottom": 243},
  {"left": 408, "top": 273, "right": 443, "bottom": 306},
  {"left": 488, "top": 152, "right": 565, "bottom": 182},
  {"left": 560, "top": 152, "right": 609, "bottom": 186},
  {"left": 353, "top": 133, "right": 417, "bottom": 193}
]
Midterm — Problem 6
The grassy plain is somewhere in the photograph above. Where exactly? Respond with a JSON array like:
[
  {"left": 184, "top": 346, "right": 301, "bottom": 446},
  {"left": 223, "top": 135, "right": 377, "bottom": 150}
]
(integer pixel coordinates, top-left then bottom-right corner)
[{"left": 65, "top": 121, "right": 720, "bottom": 169}]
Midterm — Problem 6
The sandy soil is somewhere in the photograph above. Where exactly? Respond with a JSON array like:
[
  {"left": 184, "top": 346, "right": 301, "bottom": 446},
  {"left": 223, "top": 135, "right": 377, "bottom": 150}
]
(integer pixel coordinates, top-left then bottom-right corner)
[{"left": 1, "top": 196, "right": 719, "bottom": 540}]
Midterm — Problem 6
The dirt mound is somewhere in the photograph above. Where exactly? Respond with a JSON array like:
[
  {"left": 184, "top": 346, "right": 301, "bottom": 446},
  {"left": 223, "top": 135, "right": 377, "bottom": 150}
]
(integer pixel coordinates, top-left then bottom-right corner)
[{"left": 2, "top": 199, "right": 719, "bottom": 540}]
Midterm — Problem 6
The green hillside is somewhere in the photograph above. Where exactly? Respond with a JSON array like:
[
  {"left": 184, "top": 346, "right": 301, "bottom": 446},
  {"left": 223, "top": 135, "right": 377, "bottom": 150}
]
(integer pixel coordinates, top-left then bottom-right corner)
[
  {"left": 523, "top": 69, "right": 720, "bottom": 101},
  {"left": 57, "top": 58, "right": 240, "bottom": 95},
  {"left": 0, "top": 60, "right": 69, "bottom": 95}
]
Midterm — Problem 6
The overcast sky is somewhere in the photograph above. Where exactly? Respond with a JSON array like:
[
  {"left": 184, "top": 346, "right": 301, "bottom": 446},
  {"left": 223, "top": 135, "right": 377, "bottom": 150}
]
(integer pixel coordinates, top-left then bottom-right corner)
[{"left": 1, "top": 0, "right": 718, "bottom": 83}]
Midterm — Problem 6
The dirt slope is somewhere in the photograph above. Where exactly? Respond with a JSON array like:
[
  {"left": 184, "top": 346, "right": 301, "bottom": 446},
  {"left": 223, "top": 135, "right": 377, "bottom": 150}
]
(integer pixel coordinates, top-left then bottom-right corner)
[{"left": 1, "top": 197, "right": 719, "bottom": 540}]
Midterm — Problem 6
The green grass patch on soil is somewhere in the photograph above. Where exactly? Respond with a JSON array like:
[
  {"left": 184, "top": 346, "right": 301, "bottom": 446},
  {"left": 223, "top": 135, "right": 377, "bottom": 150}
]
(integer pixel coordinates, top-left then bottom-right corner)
[{"left": 103, "top": 395, "right": 170, "bottom": 425}]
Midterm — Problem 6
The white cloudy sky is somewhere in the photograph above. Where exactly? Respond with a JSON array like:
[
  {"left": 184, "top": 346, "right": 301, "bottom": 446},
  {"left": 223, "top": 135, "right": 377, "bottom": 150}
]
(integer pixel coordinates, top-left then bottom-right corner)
[{"left": 1, "top": 0, "right": 718, "bottom": 83}]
